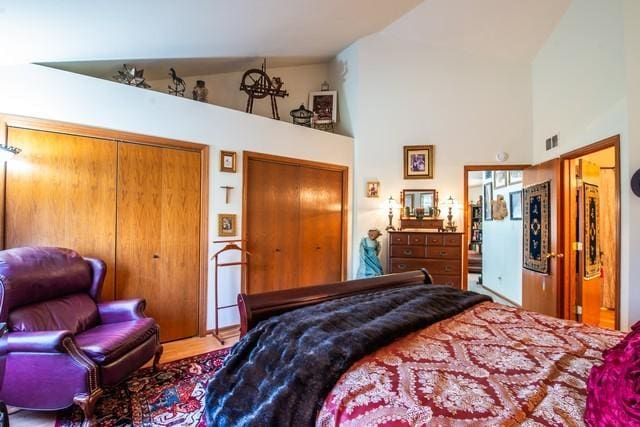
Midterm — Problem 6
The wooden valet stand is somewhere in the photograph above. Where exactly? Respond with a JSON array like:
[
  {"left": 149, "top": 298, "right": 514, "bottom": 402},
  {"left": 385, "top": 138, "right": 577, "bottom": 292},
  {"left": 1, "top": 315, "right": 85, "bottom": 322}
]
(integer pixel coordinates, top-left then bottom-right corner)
[{"left": 211, "top": 240, "right": 250, "bottom": 345}]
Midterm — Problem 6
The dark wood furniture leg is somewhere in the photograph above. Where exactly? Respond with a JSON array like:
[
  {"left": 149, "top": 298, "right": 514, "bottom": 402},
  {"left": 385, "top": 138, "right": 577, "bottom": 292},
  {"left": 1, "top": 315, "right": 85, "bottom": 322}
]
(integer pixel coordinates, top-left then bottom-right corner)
[
  {"left": 153, "top": 345, "right": 164, "bottom": 372},
  {"left": 74, "top": 389, "right": 103, "bottom": 427}
]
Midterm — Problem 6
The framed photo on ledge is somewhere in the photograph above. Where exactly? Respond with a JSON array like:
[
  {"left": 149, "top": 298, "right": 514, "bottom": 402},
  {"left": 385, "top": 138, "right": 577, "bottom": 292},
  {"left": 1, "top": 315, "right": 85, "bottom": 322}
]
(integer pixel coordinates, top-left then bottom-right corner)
[
  {"left": 309, "top": 91, "right": 337, "bottom": 123},
  {"left": 403, "top": 145, "right": 434, "bottom": 179},
  {"left": 220, "top": 150, "right": 237, "bottom": 173}
]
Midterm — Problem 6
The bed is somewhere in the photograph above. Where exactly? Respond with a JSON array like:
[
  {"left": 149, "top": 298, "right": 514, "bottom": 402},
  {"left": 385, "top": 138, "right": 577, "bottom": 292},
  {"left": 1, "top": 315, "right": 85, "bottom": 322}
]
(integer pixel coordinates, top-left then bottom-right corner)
[{"left": 205, "top": 271, "right": 629, "bottom": 426}]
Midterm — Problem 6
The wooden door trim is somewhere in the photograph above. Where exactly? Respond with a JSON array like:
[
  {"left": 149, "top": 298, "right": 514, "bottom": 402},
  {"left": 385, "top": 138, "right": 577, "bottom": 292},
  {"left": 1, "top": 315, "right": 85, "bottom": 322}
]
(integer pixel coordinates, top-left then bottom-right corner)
[
  {"left": 0, "top": 114, "right": 210, "bottom": 337},
  {"left": 462, "top": 164, "right": 530, "bottom": 290},
  {"left": 242, "top": 151, "right": 349, "bottom": 293},
  {"left": 559, "top": 135, "right": 620, "bottom": 329}
]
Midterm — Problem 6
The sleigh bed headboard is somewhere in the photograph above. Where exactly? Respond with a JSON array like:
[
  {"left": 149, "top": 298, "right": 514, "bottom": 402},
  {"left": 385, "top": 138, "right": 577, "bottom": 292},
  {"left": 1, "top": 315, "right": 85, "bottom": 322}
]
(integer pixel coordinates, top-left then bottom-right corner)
[{"left": 238, "top": 270, "right": 433, "bottom": 336}]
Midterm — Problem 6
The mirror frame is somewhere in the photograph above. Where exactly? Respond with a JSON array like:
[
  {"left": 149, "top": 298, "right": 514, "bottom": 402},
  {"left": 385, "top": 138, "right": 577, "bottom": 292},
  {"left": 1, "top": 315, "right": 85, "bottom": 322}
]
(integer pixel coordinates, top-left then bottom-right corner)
[{"left": 401, "top": 189, "right": 439, "bottom": 218}]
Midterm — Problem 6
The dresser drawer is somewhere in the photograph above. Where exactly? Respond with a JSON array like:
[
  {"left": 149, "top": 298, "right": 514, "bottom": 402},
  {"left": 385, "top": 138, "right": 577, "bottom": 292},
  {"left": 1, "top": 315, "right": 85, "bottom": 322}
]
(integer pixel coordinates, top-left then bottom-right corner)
[
  {"left": 422, "top": 259, "right": 460, "bottom": 276},
  {"left": 425, "top": 234, "right": 444, "bottom": 246},
  {"left": 390, "top": 234, "right": 409, "bottom": 245},
  {"left": 430, "top": 275, "right": 461, "bottom": 289},
  {"left": 391, "top": 245, "right": 426, "bottom": 258},
  {"left": 389, "top": 259, "right": 426, "bottom": 273},
  {"left": 426, "top": 246, "right": 461, "bottom": 259},
  {"left": 443, "top": 234, "right": 462, "bottom": 246},
  {"left": 408, "top": 234, "right": 426, "bottom": 245}
]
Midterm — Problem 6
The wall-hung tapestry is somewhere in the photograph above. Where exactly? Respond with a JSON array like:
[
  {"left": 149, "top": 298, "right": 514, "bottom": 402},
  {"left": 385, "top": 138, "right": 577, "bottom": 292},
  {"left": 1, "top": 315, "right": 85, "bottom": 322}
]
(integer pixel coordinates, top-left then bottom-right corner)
[
  {"left": 523, "top": 181, "right": 550, "bottom": 274},
  {"left": 583, "top": 183, "right": 600, "bottom": 279}
]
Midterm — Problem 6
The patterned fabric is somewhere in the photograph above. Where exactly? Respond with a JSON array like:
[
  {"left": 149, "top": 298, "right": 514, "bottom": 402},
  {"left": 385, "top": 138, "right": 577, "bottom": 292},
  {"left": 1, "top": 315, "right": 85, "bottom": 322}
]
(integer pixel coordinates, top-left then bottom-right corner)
[
  {"left": 523, "top": 181, "right": 551, "bottom": 274},
  {"left": 583, "top": 183, "right": 600, "bottom": 280},
  {"left": 56, "top": 348, "right": 230, "bottom": 427},
  {"left": 318, "top": 302, "right": 623, "bottom": 426}
]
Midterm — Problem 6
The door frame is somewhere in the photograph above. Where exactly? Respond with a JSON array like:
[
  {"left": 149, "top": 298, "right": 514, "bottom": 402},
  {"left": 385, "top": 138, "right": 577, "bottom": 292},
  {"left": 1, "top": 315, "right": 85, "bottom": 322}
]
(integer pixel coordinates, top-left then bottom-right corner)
[
  {"left": 242, "top": 151, "right": 349, "bottom": 293},
  {"left": 462, "top": 164, "right": 531, "bottom": 291},
  {"left": 559, "top": 135, "right": 621, "bottom": 329},
  {"left": 0, "top": 114, "right": 210, "bottom": 337}
]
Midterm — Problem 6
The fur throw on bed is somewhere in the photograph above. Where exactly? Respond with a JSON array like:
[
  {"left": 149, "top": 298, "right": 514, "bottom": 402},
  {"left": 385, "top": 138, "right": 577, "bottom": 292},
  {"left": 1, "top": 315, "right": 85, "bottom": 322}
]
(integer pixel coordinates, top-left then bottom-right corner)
[{"left": 205, "top": 284, "right": 491, "bottom": 427}]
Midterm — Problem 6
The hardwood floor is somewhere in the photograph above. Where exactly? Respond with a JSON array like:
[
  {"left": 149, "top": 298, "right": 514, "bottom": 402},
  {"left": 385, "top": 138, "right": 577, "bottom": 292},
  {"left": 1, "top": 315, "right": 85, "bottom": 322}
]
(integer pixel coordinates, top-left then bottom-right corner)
[{"left": 10, "top": 329, "right": 239, "bottom": 427}]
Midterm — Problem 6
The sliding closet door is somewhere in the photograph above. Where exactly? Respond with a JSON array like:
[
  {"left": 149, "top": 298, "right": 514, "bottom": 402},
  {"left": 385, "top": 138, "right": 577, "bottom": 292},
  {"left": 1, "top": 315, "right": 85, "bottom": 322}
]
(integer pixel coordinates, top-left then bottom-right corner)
[
  {"left": 298, "top": 166, "right": 345, "bottom": 286},
  {"left": 116, "top": 143, "right": 200, "bottom": 342},
  {"left": 4, "top": 127, "right": 118, "bottom": 300},
  {"left": 245, "top": 158, "right": 300, "bottom": 293}
]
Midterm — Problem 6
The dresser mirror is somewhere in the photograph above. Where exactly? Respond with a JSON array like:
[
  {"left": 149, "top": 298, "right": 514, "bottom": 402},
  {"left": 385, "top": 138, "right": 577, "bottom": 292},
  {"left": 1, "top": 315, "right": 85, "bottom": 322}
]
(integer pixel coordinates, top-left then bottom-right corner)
[{"left": 401, "top": 189, "right": 439, "bottom": 218}]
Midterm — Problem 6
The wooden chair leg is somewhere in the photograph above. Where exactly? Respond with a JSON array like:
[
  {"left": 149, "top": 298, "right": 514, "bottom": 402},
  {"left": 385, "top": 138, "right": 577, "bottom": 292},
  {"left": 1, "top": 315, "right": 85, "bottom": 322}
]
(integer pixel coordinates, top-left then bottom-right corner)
[
  {"left": 153, "top": 345, "right": 164, "bottom": 372},
  {"left": 74, "top": 389, "right": 102, "bottom": 427}
]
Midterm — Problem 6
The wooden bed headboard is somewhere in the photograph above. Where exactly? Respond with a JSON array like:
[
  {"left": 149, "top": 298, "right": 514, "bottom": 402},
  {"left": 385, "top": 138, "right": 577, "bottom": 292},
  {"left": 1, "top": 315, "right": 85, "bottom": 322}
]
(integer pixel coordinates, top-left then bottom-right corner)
[{"left": 238, "top": 270, "right": 433, "bottom": 336}]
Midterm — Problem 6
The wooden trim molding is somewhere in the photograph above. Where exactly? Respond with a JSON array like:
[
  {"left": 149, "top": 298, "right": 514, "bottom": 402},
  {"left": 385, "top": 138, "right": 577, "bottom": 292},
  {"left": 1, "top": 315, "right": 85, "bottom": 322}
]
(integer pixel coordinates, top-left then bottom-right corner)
[
  {"left": 462, "top": 164, "right": 530, "bottom": 290},
  {"left": 0, "top": 114, "right": 210, "bottom": 337}
]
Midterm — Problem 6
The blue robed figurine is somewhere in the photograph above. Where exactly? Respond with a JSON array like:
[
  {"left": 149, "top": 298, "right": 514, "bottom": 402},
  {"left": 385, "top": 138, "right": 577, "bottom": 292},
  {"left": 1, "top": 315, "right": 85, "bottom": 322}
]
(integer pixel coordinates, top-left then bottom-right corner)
[{"left": 357, "top": 229, "right": 383, "bottom": 278}]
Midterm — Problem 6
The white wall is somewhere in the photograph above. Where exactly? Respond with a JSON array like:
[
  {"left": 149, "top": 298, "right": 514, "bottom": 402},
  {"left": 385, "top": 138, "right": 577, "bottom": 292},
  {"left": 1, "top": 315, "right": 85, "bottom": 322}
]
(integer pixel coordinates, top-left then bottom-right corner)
[
  {"left": 482, "top": 177, "right": 523, "bottom": 304},
  {"left": 329, "top": 43, "right": 359, "bottom": 138},
  {"left": 147, "top": 63, "right": 330, "bottom": 127},
  {"left": 349, "top": 33, "right": 533, "bottom": 273},
  {"left": 531, "top": 0, "right": 638, "bottom": 328},
  {"left": 0, "top": 64, "right": 354, "bottom": 329}
]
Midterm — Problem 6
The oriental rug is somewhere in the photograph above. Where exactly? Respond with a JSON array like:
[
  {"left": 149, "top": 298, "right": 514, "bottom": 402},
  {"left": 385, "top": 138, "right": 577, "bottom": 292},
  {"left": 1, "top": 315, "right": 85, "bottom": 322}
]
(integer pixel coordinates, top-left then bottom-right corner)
[
  {"left": 523, "top": 180, "right": 551, "bottom": 274},
  {"left": 583, "top": 182, "right": 600, "bottom": 279},
  {"left": 55, "top": 347, "right": 230, "bottom": 427}
]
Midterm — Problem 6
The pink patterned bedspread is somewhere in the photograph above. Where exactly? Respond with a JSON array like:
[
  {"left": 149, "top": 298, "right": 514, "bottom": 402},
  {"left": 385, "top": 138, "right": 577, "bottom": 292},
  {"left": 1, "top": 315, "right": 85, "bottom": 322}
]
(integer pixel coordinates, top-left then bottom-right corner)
[{"left": 317, "top": 302, "right": 623, "bottom": 426}]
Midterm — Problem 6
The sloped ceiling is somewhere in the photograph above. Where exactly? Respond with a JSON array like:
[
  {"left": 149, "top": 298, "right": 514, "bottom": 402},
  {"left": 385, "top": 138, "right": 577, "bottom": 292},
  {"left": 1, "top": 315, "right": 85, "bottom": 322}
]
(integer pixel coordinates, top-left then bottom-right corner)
[
  {"left": 0, "top": 0, "right": 422, "bottom": 65},
  {"left": 381, "top": 0, "right": 572, "bottom": 62}
]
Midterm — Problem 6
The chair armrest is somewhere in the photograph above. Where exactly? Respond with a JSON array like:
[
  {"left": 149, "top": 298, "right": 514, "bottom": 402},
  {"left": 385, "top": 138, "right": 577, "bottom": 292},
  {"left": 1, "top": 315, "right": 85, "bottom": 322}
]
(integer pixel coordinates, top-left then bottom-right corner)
[
  {"left": 7, "top": 330, "right": 74, "bottom": 353},
  {"left": 97, "top": 298, "right": 146, "bottom": 323}
]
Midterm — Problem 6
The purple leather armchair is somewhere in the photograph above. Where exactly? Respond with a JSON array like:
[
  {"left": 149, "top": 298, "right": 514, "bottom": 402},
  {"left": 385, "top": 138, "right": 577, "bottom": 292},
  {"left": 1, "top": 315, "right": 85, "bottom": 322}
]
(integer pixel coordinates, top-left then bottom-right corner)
[{"left": 0, "top": 247, "right": 163, "bottom": 424}]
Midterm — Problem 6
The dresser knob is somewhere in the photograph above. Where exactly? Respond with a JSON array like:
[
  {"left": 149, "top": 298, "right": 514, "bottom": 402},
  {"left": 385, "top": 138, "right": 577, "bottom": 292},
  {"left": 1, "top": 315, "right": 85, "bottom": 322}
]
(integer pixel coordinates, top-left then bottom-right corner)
[
  {"left": 445, "top": 266, "right": 452, "bottom": 272},
  {"left": 439, "top": 250, "right": 447, "bottom": 256},
  {"left": 398, "top": 264, "right": 407, "bottom": 269},
  {"left": 403, "top": 249, "right": 412, "bottom": 255}
]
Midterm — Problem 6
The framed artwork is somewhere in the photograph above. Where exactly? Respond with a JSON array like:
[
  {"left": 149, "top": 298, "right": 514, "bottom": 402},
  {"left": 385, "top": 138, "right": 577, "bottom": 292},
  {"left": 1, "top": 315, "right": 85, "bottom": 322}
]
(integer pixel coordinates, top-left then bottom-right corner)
[
  {"left": 508, "top": 170, "right": 523, "bottom": 185},
  {"left": 509, "top": 190, "right": 522, "bottom": 220},
  {"left": 583, "top": 183, "right": 600, "bottom": 279},
  {"left": 483, "top": 183, "right": 493, "bottom": 221},
  {"left": 218, "top": 214, "right": 237, "bottom": 237},
  {"left": 403, "top": 145, "right": 434, "bottom": 179},
  {"left": 220, "top": 150, "right": 237, "bottom": 173},
  {"left": 484, "top": 170, "right": 492, "bottom": 180},
  {"left": 523, "top": 181, "right": 551, "bottom": 274},
  {"left": 366, "top": 181, "right": 380, "bottom": 198},
  {"left": 494, "top": 170, "right": 507, "bottom": 189},
  {"left": 309, "top": 91, "right": 337, "bottom": 123}
]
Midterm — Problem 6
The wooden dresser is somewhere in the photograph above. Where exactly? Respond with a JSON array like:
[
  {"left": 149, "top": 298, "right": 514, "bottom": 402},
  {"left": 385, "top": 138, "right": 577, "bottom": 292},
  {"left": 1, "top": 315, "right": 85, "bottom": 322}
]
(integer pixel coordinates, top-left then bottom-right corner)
[{"left": 388, "top": 230, "right": 464, "bottom": 289}]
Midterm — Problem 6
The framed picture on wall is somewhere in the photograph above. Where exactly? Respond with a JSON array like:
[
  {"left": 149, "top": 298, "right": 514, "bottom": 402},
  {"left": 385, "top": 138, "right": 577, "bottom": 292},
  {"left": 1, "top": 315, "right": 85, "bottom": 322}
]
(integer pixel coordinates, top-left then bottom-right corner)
[
  {"left": 309, "top": 91, "right": 337, "bottom": 123},
  {"left": 509, "top": 190, "right": 522, "bottom": 220},
  {"left": 220, "top": 150, "right": 237, "bottom": 173},
  {"left": 218, "top": 213, "right": 237, "bottom": 237},
  {"left": 483, "top": 183, "right": 493, "bottom": 221},
  {"left": 403, "top": 145, "right": 434, "bottom": 179},
  {"left": 366, "top": 181, "right": 380, "bottom": 198},
  {"left": 508, "top": 170, "right": 523, "bottom": 185},
  {"left": 494, "top": 170, "right": 507, "bottom": 188}
]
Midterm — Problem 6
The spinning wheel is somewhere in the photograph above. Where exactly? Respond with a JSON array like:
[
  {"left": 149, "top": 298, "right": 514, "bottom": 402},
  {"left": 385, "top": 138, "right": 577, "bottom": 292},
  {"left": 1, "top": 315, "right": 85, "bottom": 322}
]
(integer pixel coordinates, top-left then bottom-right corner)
[{"left": 239, "top": 59, "right": 288, "bottom": 120}]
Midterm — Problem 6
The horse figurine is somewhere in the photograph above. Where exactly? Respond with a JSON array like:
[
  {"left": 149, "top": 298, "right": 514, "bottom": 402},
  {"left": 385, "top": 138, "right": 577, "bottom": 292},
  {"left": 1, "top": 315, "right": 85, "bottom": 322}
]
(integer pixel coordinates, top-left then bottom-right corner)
[{"left": 168, "top": 68, "right": 186, "bottom": 97}]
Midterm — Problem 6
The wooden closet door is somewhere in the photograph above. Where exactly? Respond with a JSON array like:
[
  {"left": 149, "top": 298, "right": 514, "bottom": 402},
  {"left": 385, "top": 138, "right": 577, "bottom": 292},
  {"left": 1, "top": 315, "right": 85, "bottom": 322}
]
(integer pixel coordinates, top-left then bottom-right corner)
[
  {"left": 4, "top": 127, "right": 118, "bottom": 300},
  {"left": 298, "top": 166, "right": 345, "bottom": 286},
  {"left": 246, "top": 159, "right": 300, "bottom": 293},
  {"left": 116, "top": 143, "right": 200, "bottom": 342}
]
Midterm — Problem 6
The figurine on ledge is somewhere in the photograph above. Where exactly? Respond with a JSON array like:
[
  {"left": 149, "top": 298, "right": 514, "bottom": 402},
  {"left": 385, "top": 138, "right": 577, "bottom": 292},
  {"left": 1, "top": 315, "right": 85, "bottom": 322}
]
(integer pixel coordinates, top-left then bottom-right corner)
[{"left": 357, "top": 229, "right": 383, "bottom": 278}]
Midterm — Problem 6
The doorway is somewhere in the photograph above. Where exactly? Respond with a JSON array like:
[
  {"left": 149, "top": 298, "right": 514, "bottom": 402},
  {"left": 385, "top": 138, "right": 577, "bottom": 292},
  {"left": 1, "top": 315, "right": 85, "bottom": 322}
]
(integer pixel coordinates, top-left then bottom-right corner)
[
  {"left": 463, "top": 165, "right": 529, "bottom": 305},
  {"left": 561, "top": 136, "right": 620, "bottom": 330}
]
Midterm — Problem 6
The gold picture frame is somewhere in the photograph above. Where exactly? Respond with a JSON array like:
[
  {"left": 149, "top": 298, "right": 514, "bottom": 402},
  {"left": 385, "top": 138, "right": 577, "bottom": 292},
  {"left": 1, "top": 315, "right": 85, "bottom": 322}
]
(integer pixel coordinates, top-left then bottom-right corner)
[
  {"left": 220, "top": 150, "right": 237, "bottom": 173},
  {"left": 366, "top": 181, "right": 380, "bottom": 198},
  {"left": 218, "top": 213, "right": 237, "bottom": 237},
  {"left": 403, "top": 145, "right": 434, "bottom": 179}
]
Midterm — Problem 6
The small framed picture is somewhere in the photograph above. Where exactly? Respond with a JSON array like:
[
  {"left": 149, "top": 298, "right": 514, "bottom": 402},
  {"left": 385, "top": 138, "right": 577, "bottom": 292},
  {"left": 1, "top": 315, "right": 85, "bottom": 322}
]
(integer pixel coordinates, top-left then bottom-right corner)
[
  {"left": 220, "top": 150, "right": 237, "bottom": 173},
  {"left": 309, "top": 91, "right": 337, "bottom": 123},
  {"left": 366, "top": 181, "right": 380, "bottom": 198},
  {"left": 218, "top": 214, "right": 237, "bottom": 237},
  {"left": 508, "top": 170, "right": 523, "bottom": 185},
  {"left": 509, "top": 190, "right": 523, "bottom": 220},
  {"left": 483, "top": 183, "right": 493, "bottom": 221},
  {"left": 494, "top": 170, "right": 507, "bottom": 189},
  {"left": 403, "top": 145, "right": 434, "bottom": 179},
  {"left": 484, "top": 170, "right": 493, "bottom": 180}
]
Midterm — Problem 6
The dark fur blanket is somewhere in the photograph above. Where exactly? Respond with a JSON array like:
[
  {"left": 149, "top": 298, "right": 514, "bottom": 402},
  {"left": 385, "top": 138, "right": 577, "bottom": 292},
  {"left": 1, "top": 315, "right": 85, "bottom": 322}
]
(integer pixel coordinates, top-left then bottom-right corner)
[{"left": 205, "top": 284, "right": 491, "bottom": 426}]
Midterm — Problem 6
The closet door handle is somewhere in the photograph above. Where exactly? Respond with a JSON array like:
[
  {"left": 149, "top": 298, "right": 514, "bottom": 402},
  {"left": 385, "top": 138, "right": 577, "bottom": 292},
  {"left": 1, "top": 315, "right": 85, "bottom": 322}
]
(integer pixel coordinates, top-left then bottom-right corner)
[
  {"left": 275, "top": 248, "right": 281, "bottom": 253},
  {"left": 315, "top": 246, "right": 321, "bottom": 250},
  {"left": 152, "top": 254, "right": 160, "bottom": 259}
]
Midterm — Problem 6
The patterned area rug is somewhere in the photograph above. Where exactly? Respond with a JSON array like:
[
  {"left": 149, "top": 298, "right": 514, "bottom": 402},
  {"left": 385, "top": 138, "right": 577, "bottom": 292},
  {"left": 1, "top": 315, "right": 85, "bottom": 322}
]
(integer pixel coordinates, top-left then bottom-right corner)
[{"left": 55, "top": 348, "right": 230, "bottom": 427}]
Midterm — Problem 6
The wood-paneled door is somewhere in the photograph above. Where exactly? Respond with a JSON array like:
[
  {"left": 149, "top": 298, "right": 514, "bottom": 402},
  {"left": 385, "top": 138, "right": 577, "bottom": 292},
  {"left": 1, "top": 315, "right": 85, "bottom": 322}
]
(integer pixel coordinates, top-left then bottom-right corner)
[
  {"left": 521, "top": 158, "right": 564, "bottom": 318},
  {"left": 116, "top": 143, "right": 201, "bottom": 342},
  {"left": 4, "top": 127, "right": 118, "bottom": 300},
  {"left": 244, "top": 152, "right": 348, "bottom": 294}
]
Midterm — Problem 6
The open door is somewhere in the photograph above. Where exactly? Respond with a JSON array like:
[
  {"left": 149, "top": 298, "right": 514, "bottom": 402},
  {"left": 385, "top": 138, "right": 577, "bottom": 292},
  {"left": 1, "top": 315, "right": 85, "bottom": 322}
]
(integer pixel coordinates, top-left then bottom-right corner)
[
  {"left": 576, "top": 159, "right": 602, "bottom": 326},
  {"left": 522, "top": 159, "right": 563, "bottom": 317}
]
